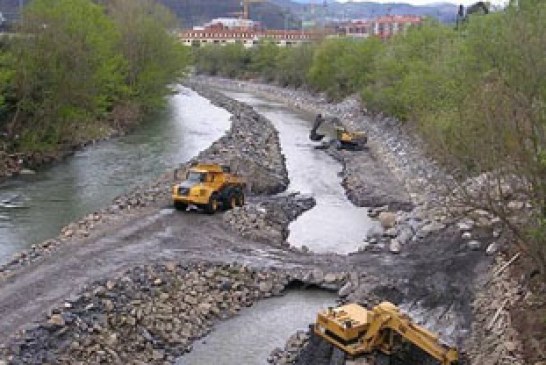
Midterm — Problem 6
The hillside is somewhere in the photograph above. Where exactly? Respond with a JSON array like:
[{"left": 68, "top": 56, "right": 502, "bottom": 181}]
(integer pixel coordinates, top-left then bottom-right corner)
[
  {"left": 0, "top": 0, "right": 459, "bottom": 29},
  {"left": 157, "top": 0, "right": 300, "bottom": 29}
]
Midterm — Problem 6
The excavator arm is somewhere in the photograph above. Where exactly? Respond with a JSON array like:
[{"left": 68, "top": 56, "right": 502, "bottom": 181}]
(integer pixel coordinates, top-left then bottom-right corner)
[{"left": 373, "top": 303, "right": 459, "bottom": 365}]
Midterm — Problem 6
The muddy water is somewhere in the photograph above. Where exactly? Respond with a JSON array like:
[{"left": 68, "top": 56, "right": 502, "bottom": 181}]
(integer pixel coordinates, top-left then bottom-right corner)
[
  {"left": 178, "top": 290, "right": 335, "bottom": 365},
  {"left": 0, "top": 87, "right": 231, "bottom": 265},
  {"left": 224, "top": 91, "right": 379, "bottom": 254}
]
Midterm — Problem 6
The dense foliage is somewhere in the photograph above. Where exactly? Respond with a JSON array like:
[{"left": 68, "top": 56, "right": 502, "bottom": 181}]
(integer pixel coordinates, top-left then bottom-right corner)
[
  {"left": 0, "top": 0, "right": 189, "bottom": 151},
  {"left": 193, "top": 0, "right": 546, "bottom": 272}
]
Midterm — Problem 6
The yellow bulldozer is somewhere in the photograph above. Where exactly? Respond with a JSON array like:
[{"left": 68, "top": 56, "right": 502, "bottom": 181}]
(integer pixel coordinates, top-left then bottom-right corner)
[
  {"left": 171, "top": 163, "right": 246, "bottom": 214},
  {"left": 314, "top": 302, "right": 459, "bottom": 365}
]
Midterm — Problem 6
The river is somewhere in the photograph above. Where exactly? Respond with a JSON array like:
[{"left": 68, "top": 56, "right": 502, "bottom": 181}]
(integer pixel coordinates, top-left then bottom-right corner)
[
  {"left": 223, "top": 91, "right": 379, "bottom": 254},
  {"left": 0, "top": 87, "right": 231, "bottom": 265},
  {"left": 1, "top": 85, "right": 374, "bottom": 364},
  {"left": 178, "top": 289, "right": 335, "bottom": 365}
]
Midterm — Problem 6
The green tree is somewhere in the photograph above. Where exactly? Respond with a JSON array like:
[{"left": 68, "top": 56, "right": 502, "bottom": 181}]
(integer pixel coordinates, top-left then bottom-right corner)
[
  {"left": 362, "top": 20, "right": 460, "bottom": 120},
  {"left": 250, "top": 41, "right": 279, "bottom": 82},
  {"left": 107, "top": 0, "right": 190, "bottom": 110},
  {"left": 10, "top": 0, "right": 125, "bottom": 149},
  {"left": 0, "top": 42, "right": 14, "bottom": 125},
  {"left": 274, "top": 45, "right": 315, "bottom": 88},
  {"left": 309, "top": 38, "right": 383, "bottom": 100}
]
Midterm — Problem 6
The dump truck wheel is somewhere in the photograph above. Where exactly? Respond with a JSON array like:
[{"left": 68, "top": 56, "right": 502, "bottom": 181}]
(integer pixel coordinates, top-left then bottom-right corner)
[
  {"left": 236, "top": 190, "right": 245, "bottom": 207},
  {"left": 174, "top": 202, "right": 188, "bottom": 211},
  {"left": 204, "top": 194, "right": 219, "bottom": 214},
  {"left": 229, "top": 194, "right": 238, "bottom": 210}
]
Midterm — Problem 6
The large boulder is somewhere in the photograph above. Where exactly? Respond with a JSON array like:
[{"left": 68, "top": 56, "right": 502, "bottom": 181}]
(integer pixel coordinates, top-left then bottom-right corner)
[{"left": 378, "top": 212, "right": 397, "bottom": 229}]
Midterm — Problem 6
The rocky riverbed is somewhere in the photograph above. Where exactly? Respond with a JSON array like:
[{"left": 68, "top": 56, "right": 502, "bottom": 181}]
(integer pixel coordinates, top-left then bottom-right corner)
[
  {"left": 0, "top": 84, "right": 293, "bottom": 280},
  {"left": 189, "top": 77, "right": 535, "bottom": 364},
  {"left": 224, "top": 193, "right": 316, "bottom": 247},
  {"left": 0, "top": 262, "right": 346, "bottom": 364},
  {"left": 0, "top": 79, "right": 532, "bottom": 365}
]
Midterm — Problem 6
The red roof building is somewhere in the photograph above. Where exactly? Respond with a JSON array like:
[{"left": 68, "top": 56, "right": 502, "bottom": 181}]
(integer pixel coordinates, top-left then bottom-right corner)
[
  {"left": 342, "top": 15, "right": 423, "bottom": 40},
  {"left": 179, "top": 28, "right": 321, "bottom": 48}
]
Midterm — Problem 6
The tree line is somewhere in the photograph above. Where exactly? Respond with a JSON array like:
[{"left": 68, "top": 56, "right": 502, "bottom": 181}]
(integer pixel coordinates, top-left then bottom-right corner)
[
  {"left": 0, "top": 0, "right": 189, "bottom": 152},
  {"left": 193, "top": 0, "right": 546, "bottom": 274}
]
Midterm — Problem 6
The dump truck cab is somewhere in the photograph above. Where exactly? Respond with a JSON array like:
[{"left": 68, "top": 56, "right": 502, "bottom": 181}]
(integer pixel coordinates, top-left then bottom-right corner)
[
  {"left": 314, "top": 302, "right": 459, "bottom": 365},
  {"left": 172, "top": 163, "right": 245, "bottom": 214}
]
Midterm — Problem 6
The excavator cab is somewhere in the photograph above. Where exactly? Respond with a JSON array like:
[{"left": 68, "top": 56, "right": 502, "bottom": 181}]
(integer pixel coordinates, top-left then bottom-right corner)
[{"left": 334, "top": 126, "right": 368, "bottom": 151}]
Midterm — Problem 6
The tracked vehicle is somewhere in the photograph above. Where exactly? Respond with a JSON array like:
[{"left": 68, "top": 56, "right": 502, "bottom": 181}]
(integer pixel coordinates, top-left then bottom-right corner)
[
  {"left": 314, "top": 302, "right": 459, "bottom": 365},
  {"left": 172, "top": 163, "right": 245, "bottom": 214},
  {"left": 334, "top": 126, "right": 368, "bottom": 151}
]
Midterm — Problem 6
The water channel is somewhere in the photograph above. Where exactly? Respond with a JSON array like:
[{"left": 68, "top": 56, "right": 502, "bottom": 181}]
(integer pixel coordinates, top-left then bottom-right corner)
[
  {"left": 0, "top": 87, "right": 232, "bottom": 265},
  {"left": 179, "top": 92, "right": 379, "bottom": 364},
  {"left": 178, "top": 289, "right": 335, "bottom": 365},
  {"left": 223, "top": 91, "right": 379, "bottom": 254},
  {"left": 1, "top": 86, "right": 373, "bottom": 363}
]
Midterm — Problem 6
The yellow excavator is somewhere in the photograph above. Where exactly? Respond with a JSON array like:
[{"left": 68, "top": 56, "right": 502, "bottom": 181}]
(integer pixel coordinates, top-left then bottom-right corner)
[
  {"left": 310, "top": 114, "right": 367, "bottom": 151},
  {"left": 314, "top": 302, "right": 459, "bottom": 365}
]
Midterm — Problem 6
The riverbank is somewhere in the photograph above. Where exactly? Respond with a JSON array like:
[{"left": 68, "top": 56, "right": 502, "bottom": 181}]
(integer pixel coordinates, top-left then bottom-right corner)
[
  {"left": 191, "top": 76, "right": 535, "bottom": 365},
  {"left": 0, "top": 82, "right": 530, "bottom": 365},
  {"left": 0, "top": 262, "right": 339, "bottom": 364},
  {"left": 0, "top": 103, "right": 141, "bottom": 182},
  {"left": 0, "top": 84, "right": 291, "bottom": 279}
]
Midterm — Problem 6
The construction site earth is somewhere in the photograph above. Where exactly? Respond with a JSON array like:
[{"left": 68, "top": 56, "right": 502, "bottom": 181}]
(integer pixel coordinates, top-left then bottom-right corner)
[{"left": 0, "top": 78, "right": 530, "bottom": 365}]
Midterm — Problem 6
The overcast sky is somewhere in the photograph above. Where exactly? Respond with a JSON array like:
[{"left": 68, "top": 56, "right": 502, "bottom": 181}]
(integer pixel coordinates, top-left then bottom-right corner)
[{"left": 335, "top": 0, "right": 508, "bottom": 6}]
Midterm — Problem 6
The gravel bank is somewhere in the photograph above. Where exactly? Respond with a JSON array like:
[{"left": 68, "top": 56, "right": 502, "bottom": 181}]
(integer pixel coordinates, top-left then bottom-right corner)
[
  {"left": 0, "top": 84, "right": 290, "bottom": 280},
  {"left": 189, "top": 77, "right": 526, "bottom": 365},
  {"left": 224, "top": 192, "right": 316, "bottom": 246},
  {"left": 0, "top": 262, "right": 353, "bottom": 364}
]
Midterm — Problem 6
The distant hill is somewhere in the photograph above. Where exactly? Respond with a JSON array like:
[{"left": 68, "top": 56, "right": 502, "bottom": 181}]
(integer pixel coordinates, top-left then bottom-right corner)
[
  {"left": 0, "top": 0, "right": 459, "bottom": 30},
  {"left": 269, "top": 0, "right": 459, "bottom": 24},
  {"left": 157, "top": 0, "right": 301, "bottom": 29}
]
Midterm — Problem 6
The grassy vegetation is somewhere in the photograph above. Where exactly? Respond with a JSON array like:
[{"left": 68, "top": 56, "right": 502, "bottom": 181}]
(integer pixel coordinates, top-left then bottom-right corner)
[
  {"left": 192, "top": 0, "right": 546, "bottom": 273},
  {"left": 0, "top": 0, "right": 189, "bottom": 153}
]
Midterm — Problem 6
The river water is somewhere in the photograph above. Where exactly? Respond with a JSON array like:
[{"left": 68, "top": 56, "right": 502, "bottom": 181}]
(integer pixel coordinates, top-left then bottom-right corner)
[
  {"left": 1, "top": 86, "right": 370, "bottom": 363},
  {"left": 223, "top": 91, "right": 379, "bottom": 254},
  {"left": 177, "top": 92, "right": 377, "bottom": 364},
  {"left": 178, "top": 290, "right": 335, "bottom": 365},
  {"left": 0, "top": 87, "right": 231, "bottom": 265}
]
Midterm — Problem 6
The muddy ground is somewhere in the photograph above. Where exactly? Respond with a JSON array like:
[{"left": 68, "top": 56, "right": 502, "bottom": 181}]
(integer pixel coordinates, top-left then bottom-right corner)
[{"left": 0, "top": 81, "right": 511, "bottom": 364}]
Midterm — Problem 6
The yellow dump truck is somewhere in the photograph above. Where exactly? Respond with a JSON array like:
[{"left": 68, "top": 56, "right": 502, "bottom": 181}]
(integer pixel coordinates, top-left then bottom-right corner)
[
  {"left": 314, "top": 302, "right": 459, "bottom": 365},
  {"left": 172, "top": 163, "right": 245, "bottom": 214}
]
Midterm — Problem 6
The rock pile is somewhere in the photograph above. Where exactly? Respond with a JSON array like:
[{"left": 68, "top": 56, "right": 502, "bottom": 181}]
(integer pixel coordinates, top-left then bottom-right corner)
[
  {"left": 1, "top": 262, "right": 290, "bottom": 364},
  {"left": 186, "top": 81, "right": 289, "bottom": 195},
  {"left": 268, "top": 330, "right": 310, "bottom": 364},
  {"left": 224, "top": 193, "right": 315, "bottom": 246}
]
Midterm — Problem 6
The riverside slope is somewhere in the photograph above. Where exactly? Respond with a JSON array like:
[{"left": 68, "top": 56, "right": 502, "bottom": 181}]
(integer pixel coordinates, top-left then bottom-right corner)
[{"left": 0, "top": 83, "right": 510, "bottom": 365}]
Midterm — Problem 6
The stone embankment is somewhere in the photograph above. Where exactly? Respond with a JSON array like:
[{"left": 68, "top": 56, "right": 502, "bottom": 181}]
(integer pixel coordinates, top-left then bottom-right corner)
[
  {"left": 0, "top": 263, "right": 350, "bottom": 364},
  {"left": 0, "top": 84, "right": 290, "bottom": 279},
  {"left": 191, "top": 77, "right": 504, "bottom": 256},
  {"left": 189, "top": 77, "right": 532, "bottom": 364},
  {"left": 224, "top": 193, "right": 315, "bottom": 247}
]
